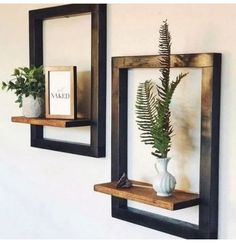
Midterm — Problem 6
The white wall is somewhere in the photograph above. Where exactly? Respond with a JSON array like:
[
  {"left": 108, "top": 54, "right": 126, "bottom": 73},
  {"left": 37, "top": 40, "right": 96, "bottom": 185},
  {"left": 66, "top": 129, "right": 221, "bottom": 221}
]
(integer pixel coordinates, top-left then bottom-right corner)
[{"left": 0, "top": 4, "right": 236, "bottom": 239}]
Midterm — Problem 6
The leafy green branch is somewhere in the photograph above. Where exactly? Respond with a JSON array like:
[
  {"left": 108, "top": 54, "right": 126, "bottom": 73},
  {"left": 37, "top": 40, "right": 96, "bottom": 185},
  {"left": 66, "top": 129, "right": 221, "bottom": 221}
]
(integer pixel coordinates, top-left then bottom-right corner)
[{"left": 1, "top": 66, "right": 45, "bottom": 107}]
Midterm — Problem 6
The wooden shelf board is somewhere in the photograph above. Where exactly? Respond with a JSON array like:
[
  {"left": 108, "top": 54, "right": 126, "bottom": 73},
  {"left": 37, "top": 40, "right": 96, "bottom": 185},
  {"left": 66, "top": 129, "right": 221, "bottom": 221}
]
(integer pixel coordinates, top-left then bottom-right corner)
[
  {"left": 11, "top": 116, "right": 91, "bottom": 128},
  {"left": 94, "top": 181, "right": 200, "bottom": 211}
]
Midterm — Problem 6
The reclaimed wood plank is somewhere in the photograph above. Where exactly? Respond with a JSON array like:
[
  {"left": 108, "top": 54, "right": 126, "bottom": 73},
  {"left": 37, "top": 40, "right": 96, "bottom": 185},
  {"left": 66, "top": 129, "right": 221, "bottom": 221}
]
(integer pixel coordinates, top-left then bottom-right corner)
[
  {"left": 11, "top": 116, "right": 91, "bottom": 128},
  {"left": 94, "top": 181, "right": 199, "bottom": 211}
]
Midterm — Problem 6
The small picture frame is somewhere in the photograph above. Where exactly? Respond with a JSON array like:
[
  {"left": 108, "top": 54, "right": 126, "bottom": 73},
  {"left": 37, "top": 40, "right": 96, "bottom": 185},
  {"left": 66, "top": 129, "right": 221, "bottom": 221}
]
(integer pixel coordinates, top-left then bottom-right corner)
[{"left": 45, "top": 66, "right": 77, "bottom": 119}]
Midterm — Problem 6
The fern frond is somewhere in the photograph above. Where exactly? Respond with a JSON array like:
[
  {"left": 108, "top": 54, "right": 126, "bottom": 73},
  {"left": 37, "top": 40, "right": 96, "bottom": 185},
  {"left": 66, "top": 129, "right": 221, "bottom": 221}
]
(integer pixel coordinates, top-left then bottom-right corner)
[
  {"left": 159, "top": 19, "right": 171, "bottom": 93},
  {"left": 169, "top": 72, "right": 188, "bottom": 98},
  {"left": 135, "top": 20, "right": 188, "bottom": 158},
  {"left": 135, "top": 80, "right": 158, "bottom": 145}
]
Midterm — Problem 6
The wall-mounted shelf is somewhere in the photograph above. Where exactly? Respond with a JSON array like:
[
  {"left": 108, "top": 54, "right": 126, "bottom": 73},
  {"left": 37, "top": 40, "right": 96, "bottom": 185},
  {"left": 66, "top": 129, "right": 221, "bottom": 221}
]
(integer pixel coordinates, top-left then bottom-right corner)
[
  {"left": 99, "top": 53, "right": 221, "bottom": 239},
  {"left": 27, "top": 4, "right": 106, "bottom": 157},
  {"left": 94, "top": 181, "right": 199, "bottom": 211},
  {"left": 11, "top": 116, "right": 91, "bottom": 128}
]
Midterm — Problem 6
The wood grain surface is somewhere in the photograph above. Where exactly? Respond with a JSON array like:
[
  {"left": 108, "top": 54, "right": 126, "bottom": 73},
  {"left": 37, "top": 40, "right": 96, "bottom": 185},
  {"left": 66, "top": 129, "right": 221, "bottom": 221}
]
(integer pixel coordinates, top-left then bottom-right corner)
[
  {"left": 94, "top": 181, "right": 199, "bottom": 210},
  {"left": 11, "top": 116, "right": 90, "bottom": 128}
]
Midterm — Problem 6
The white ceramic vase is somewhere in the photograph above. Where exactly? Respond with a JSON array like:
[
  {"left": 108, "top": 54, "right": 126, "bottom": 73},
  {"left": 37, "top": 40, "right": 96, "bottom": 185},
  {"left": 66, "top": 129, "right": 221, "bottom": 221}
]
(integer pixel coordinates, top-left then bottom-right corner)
[
  {"left": 152, "top": 157, "right": 176, "bottom": 197},
  {"left": 22, "top": 95, "right": 44, "bottom": 118}
]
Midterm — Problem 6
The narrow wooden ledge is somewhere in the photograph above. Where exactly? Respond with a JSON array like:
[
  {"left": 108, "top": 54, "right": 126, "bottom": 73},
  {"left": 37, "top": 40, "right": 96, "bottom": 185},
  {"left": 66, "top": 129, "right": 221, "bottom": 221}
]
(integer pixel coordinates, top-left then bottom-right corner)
[
  {"left": 94, "top": 181, "right": 200, "bottom": 211},
  {"left": 11, "top": 116, "right": 91, "bottom": 128}
]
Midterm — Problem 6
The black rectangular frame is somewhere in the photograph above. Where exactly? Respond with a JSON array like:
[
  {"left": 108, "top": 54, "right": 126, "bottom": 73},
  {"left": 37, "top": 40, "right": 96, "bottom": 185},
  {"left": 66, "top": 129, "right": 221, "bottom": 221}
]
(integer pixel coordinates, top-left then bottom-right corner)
[
  {"left": 29, "top": 4, "right": 106, "bottom": 157},
  {"left": 111, "top": 53, "right": 221, "bottom": 239}
]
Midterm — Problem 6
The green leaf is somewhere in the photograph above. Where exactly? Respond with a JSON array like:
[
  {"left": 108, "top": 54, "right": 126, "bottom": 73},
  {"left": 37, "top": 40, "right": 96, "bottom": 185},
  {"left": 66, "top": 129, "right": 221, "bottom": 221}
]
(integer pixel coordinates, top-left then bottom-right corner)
[
  {"left": 2, "top": 81, "right": 7, "bottom": 89},
  {"left": 13, "top": 69, "right": 20, "bottom": 76}
]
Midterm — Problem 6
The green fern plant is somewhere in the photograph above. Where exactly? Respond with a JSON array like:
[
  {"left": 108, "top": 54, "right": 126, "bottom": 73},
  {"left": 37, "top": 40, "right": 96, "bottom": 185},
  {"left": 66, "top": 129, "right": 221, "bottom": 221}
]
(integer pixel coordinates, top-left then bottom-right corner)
[{"left": 135, "top": 20, "right": 188, "bottom": 158}]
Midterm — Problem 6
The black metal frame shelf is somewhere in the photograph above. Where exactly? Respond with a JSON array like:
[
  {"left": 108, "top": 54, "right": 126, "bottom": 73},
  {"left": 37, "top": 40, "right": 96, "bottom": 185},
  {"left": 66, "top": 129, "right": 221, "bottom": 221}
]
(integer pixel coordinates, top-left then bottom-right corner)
[
  {"left": 28, "top": 4, "right": 106, "bottom": 157},
  {"left": 111, "top": 53, "right": 221, "bottom": 239}
]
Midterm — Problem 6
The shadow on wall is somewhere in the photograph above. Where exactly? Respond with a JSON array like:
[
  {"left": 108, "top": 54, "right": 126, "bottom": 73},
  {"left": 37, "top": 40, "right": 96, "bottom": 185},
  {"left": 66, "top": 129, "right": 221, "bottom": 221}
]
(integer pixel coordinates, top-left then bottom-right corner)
[
  {"left": 172, "top": 106, "right": 197, "bottom": 192},
  {"left": 77, "top": 71, "right": 91, "bottom": 119}
]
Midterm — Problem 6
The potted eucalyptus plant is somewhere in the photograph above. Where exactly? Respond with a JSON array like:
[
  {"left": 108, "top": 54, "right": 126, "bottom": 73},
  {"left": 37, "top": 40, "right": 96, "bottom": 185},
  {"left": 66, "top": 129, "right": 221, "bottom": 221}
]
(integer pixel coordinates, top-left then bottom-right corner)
[
  {"left": 1, "top": 66, "right": 45, "bottom": 118},
  {"left": 135, "top": 20, "right": 188, "bottom": 197}
]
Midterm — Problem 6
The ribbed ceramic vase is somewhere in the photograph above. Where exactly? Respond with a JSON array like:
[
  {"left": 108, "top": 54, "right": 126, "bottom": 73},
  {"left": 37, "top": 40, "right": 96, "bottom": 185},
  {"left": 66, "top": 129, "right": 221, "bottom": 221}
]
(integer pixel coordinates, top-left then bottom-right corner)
[
  {"left": 22, "top": 95, "right": 44, "bottom": 118},
  {"left": 152, "top": 157, "right": 176, "bottom": 197}
]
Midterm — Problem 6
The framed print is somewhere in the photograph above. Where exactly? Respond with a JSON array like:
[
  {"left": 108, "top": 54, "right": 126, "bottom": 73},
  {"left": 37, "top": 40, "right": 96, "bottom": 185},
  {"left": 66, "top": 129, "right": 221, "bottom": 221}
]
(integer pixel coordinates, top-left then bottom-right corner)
[{"left": 45, "top": 66, "right": 77, "bottom": 119}]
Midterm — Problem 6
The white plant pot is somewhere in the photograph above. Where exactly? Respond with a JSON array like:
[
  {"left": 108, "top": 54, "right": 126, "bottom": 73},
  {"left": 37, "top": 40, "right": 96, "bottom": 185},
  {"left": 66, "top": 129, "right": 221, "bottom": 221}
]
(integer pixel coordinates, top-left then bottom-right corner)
[
  {"left": 152, "top": 157, "right": 176, "bottom": 197},
  {"left": 22, "top": 95, "right": 44, "bottom": 118}
]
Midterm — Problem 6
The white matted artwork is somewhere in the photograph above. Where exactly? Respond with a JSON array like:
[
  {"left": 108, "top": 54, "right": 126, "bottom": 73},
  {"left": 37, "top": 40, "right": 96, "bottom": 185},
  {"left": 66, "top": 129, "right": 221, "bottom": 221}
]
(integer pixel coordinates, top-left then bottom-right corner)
[{"left": 45, "top": 66, "right": 77, "bottom": 119}]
